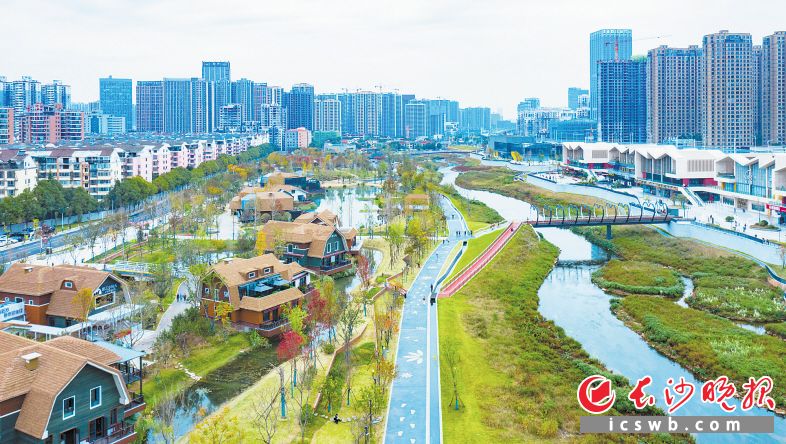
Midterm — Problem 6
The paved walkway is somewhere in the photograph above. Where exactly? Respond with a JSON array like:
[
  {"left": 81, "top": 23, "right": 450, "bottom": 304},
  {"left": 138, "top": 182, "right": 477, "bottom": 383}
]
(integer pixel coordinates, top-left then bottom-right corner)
[
  {"left": 438, "top": 221, "right": 520, "bottom": 298},
  {"left": 133, "top": 281, "right": 191, "bottom": 353},
  {"left": 384, "top": 197, "right": 469, "bottom": 444}
]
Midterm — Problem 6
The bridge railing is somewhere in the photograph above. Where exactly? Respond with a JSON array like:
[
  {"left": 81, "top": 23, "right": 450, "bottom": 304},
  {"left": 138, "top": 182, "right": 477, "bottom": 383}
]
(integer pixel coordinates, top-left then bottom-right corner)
[{"left": 528, "top": 201, "right": 672, "bottom": 226}]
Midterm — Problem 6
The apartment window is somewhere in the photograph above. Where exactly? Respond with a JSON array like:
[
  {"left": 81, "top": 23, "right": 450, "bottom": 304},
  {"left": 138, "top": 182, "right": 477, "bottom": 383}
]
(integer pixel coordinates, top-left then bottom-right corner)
[
  {"left": 90, "top": 387, "right": 102, "bottom": 409},
  {"left": 263, "top": 267, "right": 272, "bottom": 274},
  {"left": 248, "top": 271, "right": 256, "bottom": 279},
  {"left": 64, "top": 281, "right": 73, "bottom": 289},
  {"left": 63, "top": 396, "right": 76, "bottom": 419}
]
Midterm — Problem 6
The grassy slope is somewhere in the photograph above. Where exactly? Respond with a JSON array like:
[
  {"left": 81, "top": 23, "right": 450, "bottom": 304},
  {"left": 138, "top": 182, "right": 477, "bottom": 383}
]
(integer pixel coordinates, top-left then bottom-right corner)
[
  {"left": 438, "top": 226, "right": 686, "bottom": 443},
  {"left": 445, "top": 228, "right": 503, "bottom": 282},
  {"left": 442, "top": 185, "right": 504, "bottom": 233},
  {"left": 144, "top": 333, "right": 251, "bottom": 408}
]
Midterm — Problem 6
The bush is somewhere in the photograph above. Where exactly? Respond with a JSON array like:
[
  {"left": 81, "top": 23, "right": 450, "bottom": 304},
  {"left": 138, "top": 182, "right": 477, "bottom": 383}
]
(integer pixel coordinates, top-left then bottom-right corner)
[
  {"left": 321, "top": 342, "right": 336, "bottom": 354},
  {"left": 247, "top": 330, "right": 271, "bottom": 349},
  {"left": 725, "top": 216, "right": 734, "bottom": 223}
]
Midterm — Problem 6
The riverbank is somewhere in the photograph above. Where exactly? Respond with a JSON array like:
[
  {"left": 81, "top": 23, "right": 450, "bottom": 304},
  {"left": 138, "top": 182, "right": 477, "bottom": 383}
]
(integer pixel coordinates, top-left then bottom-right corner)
[
  {"left": 438, "top": 226, "right": 688, "bottom": 443},
  {"left": 440, "top": 185, "right": 504, "bottom": 233}
]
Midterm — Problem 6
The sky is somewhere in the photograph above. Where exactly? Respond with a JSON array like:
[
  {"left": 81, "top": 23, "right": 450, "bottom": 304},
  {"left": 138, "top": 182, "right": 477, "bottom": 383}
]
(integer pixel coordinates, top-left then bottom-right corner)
[{"left": 2, "top": 0, "right": 784, "bottom": 119}]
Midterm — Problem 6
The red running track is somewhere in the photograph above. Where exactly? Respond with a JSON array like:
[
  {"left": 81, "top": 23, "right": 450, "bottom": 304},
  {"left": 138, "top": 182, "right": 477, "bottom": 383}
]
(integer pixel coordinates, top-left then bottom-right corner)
[{"left": 438, "top": 221, "right": 522, "bottom": 298}]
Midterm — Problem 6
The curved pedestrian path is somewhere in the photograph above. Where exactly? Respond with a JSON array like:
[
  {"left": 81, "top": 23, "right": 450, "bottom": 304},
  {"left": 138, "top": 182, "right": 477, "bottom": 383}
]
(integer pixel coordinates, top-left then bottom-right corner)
[
  {"left": 438, "top": 221, "right": 521, "bottom": 299},
  {"left": 384, "top": 196, "right": 468, "bottom": 444}
]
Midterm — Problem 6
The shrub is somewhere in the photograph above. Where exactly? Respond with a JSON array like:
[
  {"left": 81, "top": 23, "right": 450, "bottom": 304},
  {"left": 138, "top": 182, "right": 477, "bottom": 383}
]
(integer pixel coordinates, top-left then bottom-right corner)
[
  {"left": 247, "top": 330, "right": 270, "bottom": 349},
  {"left": 725, "top": 216, "right": 734, "bottom": 223},
  {"left": 321, "top": 342, "right": 336, "bottom": 354}
]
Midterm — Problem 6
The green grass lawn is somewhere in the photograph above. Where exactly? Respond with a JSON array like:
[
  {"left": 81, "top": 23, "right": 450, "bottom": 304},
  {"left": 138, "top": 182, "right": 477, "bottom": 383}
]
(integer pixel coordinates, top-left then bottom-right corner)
[
  {"left": 445, "top": 228, "right": 503, "bottom": 283},
  {"left": 438, "top": 226, "right": 686, "bottom": 443},
  {"left": 441, "top": 185, "right": 504, "bottom": 234},
  {"left": 616, "top": 295, "right": 786, "bottom": 408},
  {"left": 765, "top": 322, "right": 786, "bottom": 339},
  {"left": 143, "top": 333, "right": 252, "bottom": 409},
  {"left": 575, "top": 226, "right": 785, "bottom": 323},
  {"left": 592, "top": 259, "right": 684, "bottom": 297}
]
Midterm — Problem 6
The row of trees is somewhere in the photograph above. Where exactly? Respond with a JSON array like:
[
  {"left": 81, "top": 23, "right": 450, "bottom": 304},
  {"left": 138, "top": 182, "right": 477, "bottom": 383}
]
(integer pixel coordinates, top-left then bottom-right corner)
[{"left": 0, "top": 144, "right": 274, "bottom": 228}]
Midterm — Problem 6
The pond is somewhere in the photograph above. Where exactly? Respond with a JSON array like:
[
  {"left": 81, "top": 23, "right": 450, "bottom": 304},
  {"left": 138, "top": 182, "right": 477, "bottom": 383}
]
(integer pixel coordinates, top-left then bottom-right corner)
[{"left": 441, "top": 166, "right": 786, "bottom": 443}]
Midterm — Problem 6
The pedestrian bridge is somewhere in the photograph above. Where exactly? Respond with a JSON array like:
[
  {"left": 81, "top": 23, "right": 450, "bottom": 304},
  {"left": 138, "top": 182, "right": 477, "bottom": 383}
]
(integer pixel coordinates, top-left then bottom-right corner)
[{"left": 525, "top": 202, "right": 675, "bottom": 238}]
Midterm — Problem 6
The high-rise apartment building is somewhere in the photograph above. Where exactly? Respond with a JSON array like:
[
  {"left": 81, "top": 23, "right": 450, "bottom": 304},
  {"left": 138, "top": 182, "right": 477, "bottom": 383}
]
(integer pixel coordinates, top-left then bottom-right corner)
[
  {"left": 190, "top": 78, "right": 208, "bottom": 133},
  {"left": 99, "top": 76, "right": 133, "bottom": 132},
  {"left": 354, "top": 91, "right": 380, "bottom": 137},
  {"left": 136, "top": 80, "right": 164, "bottom": 133},
  {"left": 314, "top": 97, "right": 342, "bottom": 134},
  {"left": 219, "top": 104, "right": 243, "bottom": 132},
  {"left": 0, "top": 77, "right": 9, "bottom": 107},
  {"left": 231, "top": 78, "right": 255, "bottom": 123},
  {"left": 568, "top": 87, "right": 589, "bottom": 109},
  {"left": 202, "top": 61, "right": 231, "bottom": 82},
  {"left": 404, "top": 101, "right": 427, "bottom": 139},
  {"left": 0, "top": 108, "right": 13, "bottom": 144},
  {"left": 163, "top": 78, "right": 192, "bottom": 133},
  {"left": 42, "top": 80, "right": 71, "bottom": 109},
  {"left": 337, "top": 92, "right": 356, "bottom": 135},
  {"left": 646, "top": 45, "right": 702, "bottom": 143},
  {"left": 761, "top": 31, "right": 786, "bottom": 145},
  {"left": 252, "top": 83, "right": 269, "bottom": 122},
  {"left": 597, "top": 59, "right": 647, "bottom": 143},
  {"left": 701, "top": 30, "right": 755, "bottom": 149},
  {"left": 380, "top": 92, "right": 403, "bottom": 138},
  {"left": 590, "top": 29, "right": 633, "bottom": 119},
  {"left": 19, "top": 104, "right": 84, "bottom": 143},
  {"left": 10, "top": 77, "right": 41, "bottom": 115},
  {"left": 459, "top": 107, "right": 491, "bottom": 132},
  {"left": 287, "top": 84, "right": 314, "bottom": 130},
  {"left": 517, "top": 98, "right": 541, "bottom": 114}
]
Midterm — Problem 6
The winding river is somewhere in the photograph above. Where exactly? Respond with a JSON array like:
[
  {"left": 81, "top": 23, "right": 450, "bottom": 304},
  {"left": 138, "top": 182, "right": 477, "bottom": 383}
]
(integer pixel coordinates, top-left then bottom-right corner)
[{"left": 441, "top": 167, "right": 786, "bottom": 443}]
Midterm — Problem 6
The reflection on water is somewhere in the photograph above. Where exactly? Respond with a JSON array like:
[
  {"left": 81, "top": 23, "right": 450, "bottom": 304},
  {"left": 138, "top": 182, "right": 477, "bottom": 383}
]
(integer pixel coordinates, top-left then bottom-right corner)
[
  {"left": 441, "top": 166, "right": 785, "bottom": 443},
  {"left": 314, "top": 185, "right": 380, "bottom": 230}
]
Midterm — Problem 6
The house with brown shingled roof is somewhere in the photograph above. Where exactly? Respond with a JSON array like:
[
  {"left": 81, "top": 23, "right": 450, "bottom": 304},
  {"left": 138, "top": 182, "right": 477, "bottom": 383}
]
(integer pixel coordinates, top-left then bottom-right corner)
[
  {"left": 228, "top": 187, "right": 298, "bottom": 222},
  {"left": 0, "top": 331, "right": 142, "bottom": 444},
  {"left": 0, "top": 264, "right": 130, "bottom": 329},
  {"left": 260, "top": 217, "right": 352, "bottom": 276},
  {"left": 199, "top": 254, "right": 315, "bottom": 337}
]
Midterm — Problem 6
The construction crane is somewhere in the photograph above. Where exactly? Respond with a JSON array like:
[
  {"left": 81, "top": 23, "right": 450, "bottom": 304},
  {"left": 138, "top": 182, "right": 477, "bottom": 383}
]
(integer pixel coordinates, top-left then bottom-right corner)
[{"left": 605, "top": 35, "right": 671, "bottom": 60}]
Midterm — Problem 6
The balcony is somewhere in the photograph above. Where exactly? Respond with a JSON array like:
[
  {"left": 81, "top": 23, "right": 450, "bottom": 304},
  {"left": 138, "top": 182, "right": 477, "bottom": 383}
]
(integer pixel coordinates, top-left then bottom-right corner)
[
  {"left": 124, "top": 392, "right": 146, "bottom": 418},
  {"left": 89, "top": 422, "right": 136, "bottom": 444},
  {"left": 319, "top": 259, "right": 352, "bottom": 275}
]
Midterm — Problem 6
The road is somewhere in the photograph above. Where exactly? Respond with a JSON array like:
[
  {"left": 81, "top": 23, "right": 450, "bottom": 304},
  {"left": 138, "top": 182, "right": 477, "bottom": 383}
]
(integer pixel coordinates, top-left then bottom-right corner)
[{"left": 384, "top": 196, "right": 469, "bottom": 444}]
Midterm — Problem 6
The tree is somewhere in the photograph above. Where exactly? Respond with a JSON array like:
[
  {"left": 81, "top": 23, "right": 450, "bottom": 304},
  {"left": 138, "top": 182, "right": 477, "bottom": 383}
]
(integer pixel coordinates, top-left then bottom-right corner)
[
  {"left": 214, "top": 301, "right": 234, "bottom": 337},
  {"left": 337, "top": 299, "right": 363, "bottom": 405},
  {"left": 356, "top": 385, "right": 385, "bottom": 443},
  {"left": 72, "top": 287, "right": 94, "bottom": 338},
  {"left": 277, "top": 330, "right": 303, "bottom": 394},
  {"left": 321, "top": 376, "right": 342, "bottom": 413},
  {"left": 33, "top": 180, "right": 66, "bottom": 220},
  {"left": 356, "top": 253, "right": 372, "bottom": 293},
  {"left": 385, "top": 221, "right": 405, "bottom": 268},
  {"left": 252, "top": 384, "right": 281, "bottom": 444},
  {"left": 443, "top": 340, "right": 463, "bottom": 411},
  {"left": 152, "top": 388, "right": 185, "bottom": 444},
  {"left": 150, "top": 263, "right": 174, "bottom": 306},
  {"left": 255, "top": 229, "right": 268, "bottom": 255},
  {"left": 65, "top": 187, "right": 98, "bottom": 221},
  {"left": 191, "top": 408, "right": 244, "bottom": 444}
]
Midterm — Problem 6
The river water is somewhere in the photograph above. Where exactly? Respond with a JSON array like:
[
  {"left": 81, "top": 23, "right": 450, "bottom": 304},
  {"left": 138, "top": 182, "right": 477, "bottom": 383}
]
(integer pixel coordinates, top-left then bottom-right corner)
[
  {"left": 148, "top": 186, "right": 381, "bottom": 443},
  {"left": 441, "top": 167, "right": 786, "bottom": 443}
]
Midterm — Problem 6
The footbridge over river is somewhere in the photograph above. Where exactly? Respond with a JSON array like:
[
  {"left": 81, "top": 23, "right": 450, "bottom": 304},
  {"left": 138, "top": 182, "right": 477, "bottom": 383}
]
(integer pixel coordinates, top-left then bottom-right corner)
[{"left": 525, "top": 202, "right": 676, "bottom": 238}]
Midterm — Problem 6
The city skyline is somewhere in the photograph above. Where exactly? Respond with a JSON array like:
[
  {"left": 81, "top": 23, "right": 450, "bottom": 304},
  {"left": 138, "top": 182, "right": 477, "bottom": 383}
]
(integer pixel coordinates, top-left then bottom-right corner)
[{"left": 3, "top": 0, "right": 784, "bottom": 118}]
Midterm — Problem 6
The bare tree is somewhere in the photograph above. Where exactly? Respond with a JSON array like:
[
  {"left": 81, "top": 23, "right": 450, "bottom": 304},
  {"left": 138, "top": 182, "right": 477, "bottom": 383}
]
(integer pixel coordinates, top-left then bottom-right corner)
[
  {"left": 337, "top": 297, "right": 363, "bottom": 406},
  {"left": 83, "top": 222, "right": 103, "bottom": 261},
  {"left": 291, "top": 358, "right": 316, "bottom": 444},
  {"left": 252, "top": 379, "right": 281, "bottom": 444},
  {"left": 153, "top": 388, "right": 185, "bottom": 444}
]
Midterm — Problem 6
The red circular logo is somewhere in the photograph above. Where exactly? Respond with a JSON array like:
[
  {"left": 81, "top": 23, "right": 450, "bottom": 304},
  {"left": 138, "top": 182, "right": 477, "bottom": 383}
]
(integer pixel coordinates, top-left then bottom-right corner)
[{"left": 577, "top": 375, "right": 616, "bottom": 414}]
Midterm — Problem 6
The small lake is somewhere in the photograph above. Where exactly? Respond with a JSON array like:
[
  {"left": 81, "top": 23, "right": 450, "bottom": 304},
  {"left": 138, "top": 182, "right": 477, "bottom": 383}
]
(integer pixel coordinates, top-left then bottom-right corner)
[{"left": 441, "top": 166, "right": 786, "bottom": 443}]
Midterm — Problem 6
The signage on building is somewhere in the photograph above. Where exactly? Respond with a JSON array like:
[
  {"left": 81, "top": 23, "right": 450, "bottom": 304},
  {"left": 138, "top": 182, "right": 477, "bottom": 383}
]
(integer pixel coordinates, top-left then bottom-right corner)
[
  {"left": 0, "top": 302, "right": 25, "bottom": 322},
  {"left": 765, "top": 204, "right": 786, "bottom": 213}
]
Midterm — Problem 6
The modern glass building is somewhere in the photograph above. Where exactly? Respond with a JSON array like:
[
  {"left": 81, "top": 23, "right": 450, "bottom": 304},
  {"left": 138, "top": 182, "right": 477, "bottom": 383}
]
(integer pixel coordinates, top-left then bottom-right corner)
[
  {"left": 597, "top": 59, "right": 647, "bottom": 143},
  {"left": 459, "top": 107, "right": 491, "bottom": 133},
  {"left": 163, "top": 78, "right": 192, "bottom": 133},
  {"left": 590, "top": 29, "right": 632, "bottom": 119},
  {"left": 99, "top": 76, "right": 132, "bottom": 131},
  {"left": 201, "top": 61, "right": 231, "bottom": 82},
  {"left": 567, "top": 87, "right": 588, "bottom": 109},
  {"left": 287, "top": 83, "right": 314, "bottom": 131},
  {"left": 380, "top": 92, "right": 403, "bottom": 138},
  {"left": 135, "top": 80, "right": 163, "bottom": 133}
]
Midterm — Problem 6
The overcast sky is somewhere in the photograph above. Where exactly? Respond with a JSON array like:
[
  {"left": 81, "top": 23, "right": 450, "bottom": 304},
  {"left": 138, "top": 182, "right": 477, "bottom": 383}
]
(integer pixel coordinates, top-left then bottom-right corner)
[{"left": 3, "top": 0, "right": 783, "bottom": 118}]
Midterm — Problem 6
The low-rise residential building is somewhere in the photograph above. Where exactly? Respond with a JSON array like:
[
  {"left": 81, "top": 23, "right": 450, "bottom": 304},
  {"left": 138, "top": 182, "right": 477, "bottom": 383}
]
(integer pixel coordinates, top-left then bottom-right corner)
[
  {"left": 0, "top": 149, "right": 37, "bottom": 197},
  {"left": 199, "top": 254, "right": 314, "bottom": 336},
  {"left": 261, "top": 171, "right": 322, "bottom": 193},
  {"left": 117, "top": 145, "right": 154, "bottom": 182},
  {"left": 272, "top": 184, "right": 310, "bottom": 203},
  {"left": 0, "top": 331, "right": 144, "bottom": 444},
  {"left": 229, "top": 187, "right": 296, "bottom": 222},
  {"left": 284, "top": 127, "right": 312, "bottom": 150},
  {"left": 29, "top": 147, "right": 123, "bottom": 197},
  {"left": 149, "top": 144, "right": 170, "bottom": 178},
  {"left": 0, "top": 264, "right": 130, "bottom": 329},
  {"left": 167, "top": 142, "right": 189, "bottom": 169},
  {"left": 293, "top": 209, "right": 340, "bottom": 226},
  {"left": 261, "top": 217, "right": 351, "bottom": 275}
]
